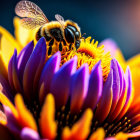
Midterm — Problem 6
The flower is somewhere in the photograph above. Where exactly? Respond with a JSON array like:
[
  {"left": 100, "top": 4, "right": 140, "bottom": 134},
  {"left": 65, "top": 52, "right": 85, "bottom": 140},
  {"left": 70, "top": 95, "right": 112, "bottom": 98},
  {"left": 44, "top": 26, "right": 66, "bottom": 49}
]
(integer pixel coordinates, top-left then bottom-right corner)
[
  {"left": 0, "top": 30, "right": 140, "bottom": 140},
  {"left": 0, "top": 17, "right": 36, "bottom": 78},
  {"left": 99, "top": 39, "right": 140, "bottom": 105}
]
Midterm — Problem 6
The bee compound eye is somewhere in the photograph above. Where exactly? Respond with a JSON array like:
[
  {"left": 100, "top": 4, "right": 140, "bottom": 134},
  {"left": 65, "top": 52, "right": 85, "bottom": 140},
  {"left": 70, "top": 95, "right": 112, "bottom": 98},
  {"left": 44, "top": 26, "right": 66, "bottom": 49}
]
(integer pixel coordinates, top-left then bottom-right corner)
[
  {"left": 64, "top": 28, "right": 74, "bottom": 43},
  {"left": 75, "top": 40, "right": 80, "bottom": 49},
  {"left": 75, "top": 31, "right": 80, "bottom": 39},
  {"left": 67, "top": 25, "right": 77, "bottom": 32}
]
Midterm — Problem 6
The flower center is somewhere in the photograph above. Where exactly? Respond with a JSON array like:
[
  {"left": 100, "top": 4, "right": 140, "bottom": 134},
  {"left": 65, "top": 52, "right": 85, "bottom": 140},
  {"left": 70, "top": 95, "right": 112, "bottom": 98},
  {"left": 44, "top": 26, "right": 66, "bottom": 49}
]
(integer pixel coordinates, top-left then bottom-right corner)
[
  {"left": 55, "top": 105, "right": 133, "bottom": 139},
  {"left": 90, "top": 117, "right": 132, "bottom": 137},
  {"left": 48, "top": 37, "right": 111, "bottom": 81}
]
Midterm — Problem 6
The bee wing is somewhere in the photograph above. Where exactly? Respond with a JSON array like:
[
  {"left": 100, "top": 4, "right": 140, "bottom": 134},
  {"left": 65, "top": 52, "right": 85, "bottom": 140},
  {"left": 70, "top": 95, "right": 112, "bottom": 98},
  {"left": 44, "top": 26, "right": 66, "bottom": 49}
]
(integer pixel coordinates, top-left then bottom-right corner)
[
  {"left": 55, "top": 14, "right": 65, "bottom": 28},
  {"left": 20, "top": 17, "right": 45, "bottom": 30},
  {"left": 15, "top": 0, "right": 49, "bottom": 28},
  {"left": 55, "top": 14, "right": 64, "bottom": 22}
]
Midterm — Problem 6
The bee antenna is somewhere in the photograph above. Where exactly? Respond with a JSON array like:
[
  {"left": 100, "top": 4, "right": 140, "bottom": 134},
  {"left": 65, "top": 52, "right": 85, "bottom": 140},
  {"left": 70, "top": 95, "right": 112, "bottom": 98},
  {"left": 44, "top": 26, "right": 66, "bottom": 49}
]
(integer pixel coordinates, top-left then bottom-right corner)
[{"left": 80, "top": 33, "right": 86, "bottom": 39}]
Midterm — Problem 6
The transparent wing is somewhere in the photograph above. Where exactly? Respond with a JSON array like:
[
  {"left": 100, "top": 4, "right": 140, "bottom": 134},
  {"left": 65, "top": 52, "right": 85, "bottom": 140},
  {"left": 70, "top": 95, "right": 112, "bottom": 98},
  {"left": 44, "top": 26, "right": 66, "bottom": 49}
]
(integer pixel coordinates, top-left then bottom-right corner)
[
  {"left": 15, "top": 0, "right": 49, "bottom": 28},
  {"left": 20, "top": 17, "right": 45, "bottom": 29},
  {"left": 55, "top": 14, "right": 64, "bottom": 22},
  {"left": 55, "top": 14, "right": 65, "bottom": 28}
]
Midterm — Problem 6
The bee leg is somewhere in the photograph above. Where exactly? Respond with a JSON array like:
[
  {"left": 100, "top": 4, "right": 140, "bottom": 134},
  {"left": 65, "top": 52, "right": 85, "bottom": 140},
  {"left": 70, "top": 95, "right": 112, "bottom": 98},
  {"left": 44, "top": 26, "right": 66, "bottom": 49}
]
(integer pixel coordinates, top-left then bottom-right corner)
[
  {"left": 48, "top": 46, "right": 52, "bottom": 56},
  {"left": 59, "top": 42, "right": 63, "bottom": 51},
  {"left": 62, "top": 39, "right": 66, "bottom": 46},
  {"left": 48, "top": 39, "right": 54, "bottom": 55},
  {"left": 49, "top": 39, "right": 54, "bottom": 46},
  {"left": 69, "top": 44, "right": 72, "bottom": 50}
]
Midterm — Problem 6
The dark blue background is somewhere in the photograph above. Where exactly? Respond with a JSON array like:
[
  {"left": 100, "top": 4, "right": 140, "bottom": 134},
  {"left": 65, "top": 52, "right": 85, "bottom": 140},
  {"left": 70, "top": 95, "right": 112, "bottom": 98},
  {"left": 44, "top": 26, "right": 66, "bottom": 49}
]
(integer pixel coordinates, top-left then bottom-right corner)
[{"left": 1, "top": 0, "right": 140, "bottom": 59}]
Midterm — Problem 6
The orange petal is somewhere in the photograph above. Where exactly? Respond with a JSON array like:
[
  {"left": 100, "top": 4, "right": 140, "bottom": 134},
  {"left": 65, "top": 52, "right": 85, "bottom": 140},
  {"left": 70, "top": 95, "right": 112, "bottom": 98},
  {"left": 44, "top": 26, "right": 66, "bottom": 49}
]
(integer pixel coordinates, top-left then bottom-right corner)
[
  {"left": 0, "top": 110, "right": 7, "bottom": 125},
  {"left": 62, "top": 127, "right": 71, "bottom": 140},
  {"left": 115, "top": 132, "right": 128, "bottom": 140},
  {"left": 131, "top": 114, "right": 140, "bottom": 126},
  {"left": 15, "top": 94, "right": 37, "bottom": 131},
  {"left": 115, "top": 131, "right": 140, "bottom": 140},
  {"left": 62, "top": 108, "right": 93, "bottom": 140},
  {"left": 14, "top": 17, "right": 37, "bottom": 47},
  {"left": 40, "top": 94, "right": 57, "bottom": 139},
  {"left": 0, "top": 92, "right": 18, "bottom": 118},
  {"left": 89, "top": 128, "right": 105, "bottom": 140},
  {"left": 0, "top": 26, "right": 21, "bottom": 77},
  {"left": 127, "top": 54, "right": 140, "bottom": 100}
]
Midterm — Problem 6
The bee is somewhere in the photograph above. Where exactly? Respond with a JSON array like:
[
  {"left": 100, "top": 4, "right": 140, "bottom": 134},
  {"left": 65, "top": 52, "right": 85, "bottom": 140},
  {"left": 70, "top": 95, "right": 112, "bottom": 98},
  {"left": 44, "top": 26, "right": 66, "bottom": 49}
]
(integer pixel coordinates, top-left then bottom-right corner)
[{"left": 15, "top": 0, "right": 82, "bottom": 55}]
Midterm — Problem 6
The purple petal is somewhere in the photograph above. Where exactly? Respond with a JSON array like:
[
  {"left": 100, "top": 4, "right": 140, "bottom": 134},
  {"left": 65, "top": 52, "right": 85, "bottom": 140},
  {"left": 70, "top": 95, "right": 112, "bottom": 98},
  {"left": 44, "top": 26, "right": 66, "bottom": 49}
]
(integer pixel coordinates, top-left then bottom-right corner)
[
  {"left": 4, "top": 106, "right": 21, "bottom": 135},
  {"left": 107, "top": 60, "right": 125, "bottom": 121},
  {"left": 70, "top": 64, "right": 89, "bottom": 114},
  {"left": 94, "top": 70, "right": 113, "bottom": 123},
  {"left": 39, "top": 51, "right": 61, "bottom": 103},
  {"left": 50, "top": 56, "right": 77, "bottom": 109},
  {"left": 109, "top": 59, "right": 120, "bottom": 114},
  {"left": 8, "top": 50, "right": 22, "bottom": 93},
  {"left": 114, "top": 67, "right": 132, "bottom": 121},
  {"left": 0, "top": 74, "right": 14, "bottom": 102},
  {"left": 125, "top": 66, "right": 133, "bottom": 105},
  {"left": 23, "top": 37, "right": 46, "bottom": 102},
  {"left": 8, "top": 52, "right": 15, "bottom": 91},
  {"left": 116, "top": 61, "right": 124, "bottom": 97},
  {"left": 12, "top": 50, "right": 22, "bottom": 93},
  {"left": 17, "top": 41, "right": 34, "bottom": 82},
  {"left": 20, "top": 127, "right": 40, "bottom": 140},
  {"left": 107, "top": 69, "right": 126, "bottom": 122},
  {"left": 83, "top": 61, "right": 103, "bottom": 110}
]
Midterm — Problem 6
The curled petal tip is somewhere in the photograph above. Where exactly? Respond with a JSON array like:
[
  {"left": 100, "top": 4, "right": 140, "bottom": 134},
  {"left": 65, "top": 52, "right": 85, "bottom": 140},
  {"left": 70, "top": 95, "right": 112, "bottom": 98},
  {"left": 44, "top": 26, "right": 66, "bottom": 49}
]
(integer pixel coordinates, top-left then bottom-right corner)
[
  {"left": 70, "top": 64, "right": 89, "bottom": 113},
  {"left": 125, "top": 66, "right": 130, "bottom": 74},
  {"left": 94, "top": 70, "right": 113, "bottom": 123},
  {"left": 53, "top": 51, "right": 61, "bottom": 57},
  {"left": 21, "top": 127, "right": 40, "bottom": 140},
  {"left": 83, "top": 60, "right": 103, "bottom": 110},
  {"left": 27, "top": 40, "right": 34, "bottom": 46},
  {"left": 39, "top": 52, "right": 61, "bottom": 103},
  {"left": 14, "top": 49, "right": 17, "bottom": 55},
  {"left": 50, "top": 56, "right": 77, "bottom": 108},
  {"left": 73, "top": 55, "right": 78, "bottom": 61},
  {"left": 38, "top": 37, "right": 46, "bottom": 43},
  {"left": 23, "top": 36, "right": 46, "bottom": 101}
]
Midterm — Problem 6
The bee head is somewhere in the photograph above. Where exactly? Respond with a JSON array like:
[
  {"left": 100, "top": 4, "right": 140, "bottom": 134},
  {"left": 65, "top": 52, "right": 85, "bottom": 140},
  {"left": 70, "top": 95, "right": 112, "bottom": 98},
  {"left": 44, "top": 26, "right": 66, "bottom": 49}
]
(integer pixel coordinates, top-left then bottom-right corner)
[{"left": 64, "top": 23, "right": 81, "bottom": 49}]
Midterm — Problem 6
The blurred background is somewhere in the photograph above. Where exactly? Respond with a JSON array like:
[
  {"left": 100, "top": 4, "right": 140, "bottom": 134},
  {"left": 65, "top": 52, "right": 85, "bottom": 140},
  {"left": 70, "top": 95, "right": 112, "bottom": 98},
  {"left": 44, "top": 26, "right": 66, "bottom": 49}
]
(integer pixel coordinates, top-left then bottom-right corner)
[{"left": 0, "top": 0, "right": 140, "bottom": 60}]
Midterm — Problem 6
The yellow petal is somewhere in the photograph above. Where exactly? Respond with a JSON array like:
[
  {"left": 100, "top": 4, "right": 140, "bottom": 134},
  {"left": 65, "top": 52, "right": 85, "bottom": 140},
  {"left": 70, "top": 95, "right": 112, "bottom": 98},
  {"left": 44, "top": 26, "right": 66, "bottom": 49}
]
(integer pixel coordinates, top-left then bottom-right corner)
[
  {"left": 127, "top": 54, "right": 140, "bottom": 100},
  {"left": 40, "top": 94, "right": 57, "bottom": 139},
  {"left": 0, "top": 92, "right": 18, "bottom": 118},
  {"left": 14, "top": 17, "right": 37, "bottom": 47},
  {"left": 0, "top": 26, "right": 21, "bottom": 76},
  {"left": 62, "top": 108, "right": 93, "bottom": 140},
  {"left": 89, "top": 128, "right": 105, "bottom": 140},
  {"left": 15, "top": 94, "right": 37, "bottom": 131}
]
